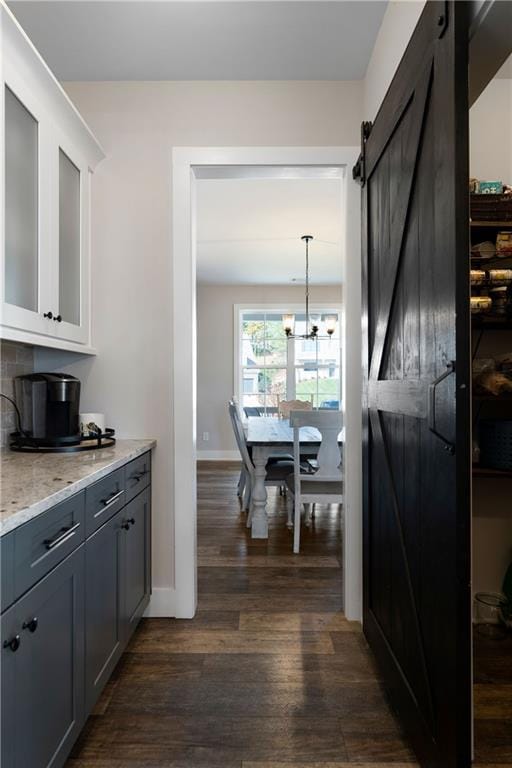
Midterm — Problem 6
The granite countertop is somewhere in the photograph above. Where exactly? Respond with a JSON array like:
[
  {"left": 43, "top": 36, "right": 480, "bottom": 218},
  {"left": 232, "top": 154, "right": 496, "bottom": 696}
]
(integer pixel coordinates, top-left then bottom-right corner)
[{"left": 0, "top": 439, "right": 156, "bottom": 537}]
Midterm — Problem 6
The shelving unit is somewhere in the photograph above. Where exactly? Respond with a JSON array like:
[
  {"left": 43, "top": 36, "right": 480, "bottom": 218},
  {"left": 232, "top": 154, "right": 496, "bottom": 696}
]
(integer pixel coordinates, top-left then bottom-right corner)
[
  {"left": 473, "top": 394, "right": 512, "bottom": 402},
  {"left": 472, "top": 317, "right": 512, "bottom": 331},
  {"left": 473, "top": 465, "right": 512, "bottom": 479},
  {"left": 471, "top": 220, "right": 512, "bottom": 228}
]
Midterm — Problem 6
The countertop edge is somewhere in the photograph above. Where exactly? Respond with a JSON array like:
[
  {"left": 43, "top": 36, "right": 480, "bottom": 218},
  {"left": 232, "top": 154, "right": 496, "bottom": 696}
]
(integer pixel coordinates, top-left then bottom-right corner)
[{"left": 0, "top": 440, "right": 156, "bottom": 538}]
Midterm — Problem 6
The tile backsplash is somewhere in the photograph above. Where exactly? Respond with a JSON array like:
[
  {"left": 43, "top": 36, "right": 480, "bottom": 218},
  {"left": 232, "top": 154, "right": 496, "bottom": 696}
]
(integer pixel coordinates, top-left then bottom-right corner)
[{"left": 0, "top": 341, "right": 34, "bottom": 447}]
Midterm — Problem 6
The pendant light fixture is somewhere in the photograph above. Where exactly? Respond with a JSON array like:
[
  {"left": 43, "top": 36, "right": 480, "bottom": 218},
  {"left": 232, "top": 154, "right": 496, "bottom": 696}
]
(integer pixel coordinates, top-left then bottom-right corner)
[{"left": 282, "top": 235, "right": 337, "bottom": 340}]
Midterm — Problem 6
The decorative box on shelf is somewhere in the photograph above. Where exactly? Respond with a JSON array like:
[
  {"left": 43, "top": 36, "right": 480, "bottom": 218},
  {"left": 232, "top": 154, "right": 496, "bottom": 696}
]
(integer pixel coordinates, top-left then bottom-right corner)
[{"left": 471, "top": 194, "right": 512, "bottom": 223}]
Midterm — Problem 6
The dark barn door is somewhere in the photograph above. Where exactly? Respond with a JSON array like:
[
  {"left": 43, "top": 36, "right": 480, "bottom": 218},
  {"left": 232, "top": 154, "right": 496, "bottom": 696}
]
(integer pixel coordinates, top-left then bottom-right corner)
[{"left": 355, "top": 2, "right": 471, "bottom": 766}]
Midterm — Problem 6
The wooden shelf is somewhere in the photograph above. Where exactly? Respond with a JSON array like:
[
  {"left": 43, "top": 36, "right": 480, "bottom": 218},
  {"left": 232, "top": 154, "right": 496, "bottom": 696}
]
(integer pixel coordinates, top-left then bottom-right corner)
[
  {"left": 473, "top": 393, "right": 512, "bottom": 401},
  {"left": 470, "top": 256, "right": 512, "bottom": 267},
  {"left": 473, "top": 465, "right": 512, "bottom": 479},
  {"left": 471, "top": 221, "right": 512, "bottom": 228},
  {"left": 472, "top": 317, "right": 512, "bottom": 331}
]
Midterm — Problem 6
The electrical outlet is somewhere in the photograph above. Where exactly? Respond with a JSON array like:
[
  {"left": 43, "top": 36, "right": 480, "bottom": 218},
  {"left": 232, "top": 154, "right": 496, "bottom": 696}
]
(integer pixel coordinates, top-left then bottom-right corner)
[{"left": 202, "top": 432, "right": 209, "bottom": 442}]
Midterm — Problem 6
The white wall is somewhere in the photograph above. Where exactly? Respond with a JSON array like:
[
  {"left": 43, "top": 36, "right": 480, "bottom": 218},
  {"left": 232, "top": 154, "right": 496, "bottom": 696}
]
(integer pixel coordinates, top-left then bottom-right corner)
[
  {"left": 35, "top": 81, "right": 362, "bottom": 604},
  {"left": 196, "top": 283, "right": 342, "bottom": 457},
  {"left": 470, "top": 77, "right": 512, "bottom": 183},
  {"left": 363, "top": 0, "right": 426, "bottom": 121}
]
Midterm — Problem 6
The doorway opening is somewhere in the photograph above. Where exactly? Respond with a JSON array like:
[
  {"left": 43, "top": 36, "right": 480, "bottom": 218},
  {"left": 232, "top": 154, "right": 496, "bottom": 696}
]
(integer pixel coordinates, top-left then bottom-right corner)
[
  {"left": 470, "top": 51, "right": 512, "bottom": 765},
  {"left": 171, "top": 148, "right": 361, "bottom": 620},
  {"left": 195, "top": 169, "right": 344, "bottom": 619}
]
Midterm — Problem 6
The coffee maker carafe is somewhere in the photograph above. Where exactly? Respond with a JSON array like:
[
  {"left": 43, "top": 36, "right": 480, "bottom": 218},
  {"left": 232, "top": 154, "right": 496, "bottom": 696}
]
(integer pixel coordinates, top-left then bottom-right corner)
[{"left": 14, "top": 373, "right": 81, "bottom": 446}]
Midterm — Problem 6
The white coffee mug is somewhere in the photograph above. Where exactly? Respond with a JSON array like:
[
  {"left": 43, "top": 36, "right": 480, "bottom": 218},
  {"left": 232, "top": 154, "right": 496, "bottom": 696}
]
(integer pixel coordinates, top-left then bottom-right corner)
[{"left": 80, "top": 413, "right": 106, "bottom": 437}]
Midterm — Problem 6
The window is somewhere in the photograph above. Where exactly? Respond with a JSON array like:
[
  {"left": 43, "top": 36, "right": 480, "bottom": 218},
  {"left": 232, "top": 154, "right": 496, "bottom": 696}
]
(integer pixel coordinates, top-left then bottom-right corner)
[{"left": 236, "top": 307, "right": 341, "bottom": 412}]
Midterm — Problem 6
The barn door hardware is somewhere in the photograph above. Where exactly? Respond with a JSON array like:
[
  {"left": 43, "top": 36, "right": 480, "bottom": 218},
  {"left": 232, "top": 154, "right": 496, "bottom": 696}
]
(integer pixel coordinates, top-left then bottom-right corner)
[
  {"left": 428, "top": 361, "right": 456, "bottom": 454},
  {"left": 437, "top": 0, "right": 448, "bottom": 38},
  {"left": 352, "top": 121, "right": 373, "bottom": 186}
]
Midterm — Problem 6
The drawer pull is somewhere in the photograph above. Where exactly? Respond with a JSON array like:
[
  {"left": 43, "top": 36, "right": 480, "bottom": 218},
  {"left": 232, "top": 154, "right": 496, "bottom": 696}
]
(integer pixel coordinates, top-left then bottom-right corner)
[
  {"left": 22, "top": 617, "right": 38, "bottom": 633},
  {"left": 44, "top": 522, "right": 81, "bottom": 551},
  {"left": 131, "top": 471, "right": 146, "bottom": 483},
  {"left": 100, "top": 489, "right": 124, "bottom": 508},
  {"left": 3, "top": 635, "right": 20, "bottom": 652}
]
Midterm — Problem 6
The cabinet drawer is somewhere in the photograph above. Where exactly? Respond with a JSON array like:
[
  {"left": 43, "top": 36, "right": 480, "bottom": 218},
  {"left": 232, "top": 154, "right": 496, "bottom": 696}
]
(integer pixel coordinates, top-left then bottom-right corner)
[
  {"left": 125, "top": 452, "right": 151, "bottom": 503},
  {"left": 13, "top": 492, "right": 85, "bottom": 601},
  {"left": 85, "top": 468, "right": 125, "bottom": 537}
]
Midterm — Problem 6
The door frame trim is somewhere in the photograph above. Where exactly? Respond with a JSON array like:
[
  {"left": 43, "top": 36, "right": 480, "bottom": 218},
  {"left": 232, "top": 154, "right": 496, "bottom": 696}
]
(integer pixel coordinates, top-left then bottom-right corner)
[{"left": 171, "top": 146, "right": 361, "bottom": 619}]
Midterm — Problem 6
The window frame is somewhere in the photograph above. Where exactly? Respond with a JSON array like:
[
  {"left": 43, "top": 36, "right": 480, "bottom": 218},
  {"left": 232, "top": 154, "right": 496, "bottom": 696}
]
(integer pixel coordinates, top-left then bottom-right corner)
[{"left": 234, "top": 303, "right": 342, "bottom": 412}]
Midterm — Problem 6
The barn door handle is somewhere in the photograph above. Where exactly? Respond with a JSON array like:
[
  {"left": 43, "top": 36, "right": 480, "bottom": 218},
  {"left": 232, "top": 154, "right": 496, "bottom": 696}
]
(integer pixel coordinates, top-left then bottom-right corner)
[{"left": 428, "top": 361, "right": 455, "bottom": 454}]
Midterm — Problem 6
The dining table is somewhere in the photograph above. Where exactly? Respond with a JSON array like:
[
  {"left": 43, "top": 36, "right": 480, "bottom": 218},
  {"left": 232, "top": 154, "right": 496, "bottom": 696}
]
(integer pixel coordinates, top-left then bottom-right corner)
[{"left": 245, "top": 416, "right": 344, "bottom": 539}]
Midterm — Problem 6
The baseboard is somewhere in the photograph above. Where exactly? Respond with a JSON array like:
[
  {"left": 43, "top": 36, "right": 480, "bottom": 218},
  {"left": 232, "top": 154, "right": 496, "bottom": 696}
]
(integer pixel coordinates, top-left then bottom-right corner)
[
  {"left": 144, "top": 587, "right": 176, "bottom": 617},
  {"left": 197, "top": 450, "right": 240, "bottom": 461}
]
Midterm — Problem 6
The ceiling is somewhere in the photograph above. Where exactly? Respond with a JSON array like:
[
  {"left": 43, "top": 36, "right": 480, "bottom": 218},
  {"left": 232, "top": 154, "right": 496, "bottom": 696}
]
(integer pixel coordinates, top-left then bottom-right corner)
[
  {"left": 8, "top": 0, "right": 387, "bottom": 81},
  {"left": 196, "top": 177, "right": 342, "bottom": 285}
]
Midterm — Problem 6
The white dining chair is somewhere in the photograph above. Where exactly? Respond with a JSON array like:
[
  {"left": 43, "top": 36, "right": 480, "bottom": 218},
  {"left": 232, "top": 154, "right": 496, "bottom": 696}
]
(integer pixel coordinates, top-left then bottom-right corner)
[
  {"left": 228, "top": 402, "right": 295, "bottom": 527},
  {"left": 228, "top": 397, "right": 250, "bottom": 509},
  {"left": 286, "top": 410, "right": 343, "bottom": 553},
  {"left": 278, "top": 398, "right": 313, "bottom": 420}
]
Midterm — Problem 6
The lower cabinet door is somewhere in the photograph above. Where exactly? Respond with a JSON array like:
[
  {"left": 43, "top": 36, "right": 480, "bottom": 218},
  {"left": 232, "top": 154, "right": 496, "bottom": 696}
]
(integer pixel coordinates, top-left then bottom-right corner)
[
  {"left": 85, "top": 510, "right": 124, "bottom": 715},
  {"left": 121, "top": 486, "right": 151, "bottom": 642},
  {"left": 1, "top": 546, "right": 85, "bottom": 768}
]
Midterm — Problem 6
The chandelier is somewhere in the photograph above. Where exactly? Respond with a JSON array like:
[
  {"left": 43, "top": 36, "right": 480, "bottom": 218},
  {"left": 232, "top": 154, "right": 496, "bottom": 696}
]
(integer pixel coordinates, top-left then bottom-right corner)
[{"left": 282, "top": 235, "right": 337, "bottom": 340}]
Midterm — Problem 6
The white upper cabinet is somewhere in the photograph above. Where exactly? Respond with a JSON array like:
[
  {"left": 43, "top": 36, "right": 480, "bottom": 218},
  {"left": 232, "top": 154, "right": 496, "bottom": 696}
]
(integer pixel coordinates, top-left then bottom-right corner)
[{"left": 1, "top": 5, "right": 104, "bottom": 353}]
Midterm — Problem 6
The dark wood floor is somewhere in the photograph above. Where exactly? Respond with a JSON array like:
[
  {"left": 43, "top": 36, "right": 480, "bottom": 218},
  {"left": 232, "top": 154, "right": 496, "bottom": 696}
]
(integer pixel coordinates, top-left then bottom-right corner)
[
  {"left": 67, "top": 460, "right": 420, "bottom": 767},
  {"left": 474, "top": 631, "right": 512, "bottom": 765}
]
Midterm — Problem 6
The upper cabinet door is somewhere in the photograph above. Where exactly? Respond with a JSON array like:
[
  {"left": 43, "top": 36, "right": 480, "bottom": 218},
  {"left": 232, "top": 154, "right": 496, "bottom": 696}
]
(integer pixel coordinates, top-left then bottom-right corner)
[
  {"left": 1, "top": 3, "right": 104, "bottom": 352},
  {"left": 2, "top": 73, "right": 92, "bottom": 346},
  {"left": 2, "top": 73, "right": 53, "bottom": 337},
  {"left": 54, "top": 135, "right": 90, "bottom": 344}
]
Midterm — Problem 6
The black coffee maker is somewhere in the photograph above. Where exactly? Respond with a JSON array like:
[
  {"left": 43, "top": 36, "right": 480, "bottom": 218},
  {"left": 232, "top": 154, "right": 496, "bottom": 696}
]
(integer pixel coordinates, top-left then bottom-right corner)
[{"left": 14, "top": 373, "right": 81, "bottom": 447}]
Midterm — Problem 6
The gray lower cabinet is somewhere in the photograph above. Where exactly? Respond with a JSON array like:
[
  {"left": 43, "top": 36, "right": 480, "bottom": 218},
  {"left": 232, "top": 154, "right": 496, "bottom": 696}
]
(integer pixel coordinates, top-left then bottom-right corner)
[
  {"left": 122, "top": 485, "right": 151, "bottom": 641},
  {"left": 1, "top": 451, "right": 152, "bottom": 768},
  {"left": 1, "top": 546, "right": 85, "bottom": 768},
  {"left": 84, "top": 484, "right": 151, "bottom": 715},
  {"left": 85, "top": 510, "right": 124, "bottom": 715}
]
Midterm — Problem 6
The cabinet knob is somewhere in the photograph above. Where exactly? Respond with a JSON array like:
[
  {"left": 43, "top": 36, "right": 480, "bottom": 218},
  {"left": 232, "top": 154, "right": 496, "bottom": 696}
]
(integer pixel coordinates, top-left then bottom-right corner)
[
  {"left": 22, "top": 617, "right": 38, "bottom": 633},
  {"left": 43, "top": 311, "right": 53, "bottom": 319},
  {"left": 127, "top": 518, "right": 135, "bottom": 526},
  {"left": 122, "top": 521, "right": 130, "bottom": 530},
  {"left": 3, "top": 635, "right": 21, "bottom": 652},
  {"left": 53, "top": 315, "right": 62, "bottom": 323}
]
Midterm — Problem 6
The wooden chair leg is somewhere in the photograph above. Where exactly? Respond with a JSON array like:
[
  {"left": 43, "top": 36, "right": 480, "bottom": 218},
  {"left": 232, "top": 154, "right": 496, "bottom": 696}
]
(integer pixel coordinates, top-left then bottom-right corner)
[
  {"left": 242, "top": 477, "right": 251, "bottom": 513},
  {"left": 237, "top": 468, "right": 246, "bottom": 498},
  {"left": 286, "top": 494, "right": 294, "bottom": 529},
  {"left": 293, "top": 497, "right": 301, "bottom": 554},
  {"left": 246, "top": 500, "right": 253, "bottom": 528}
]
